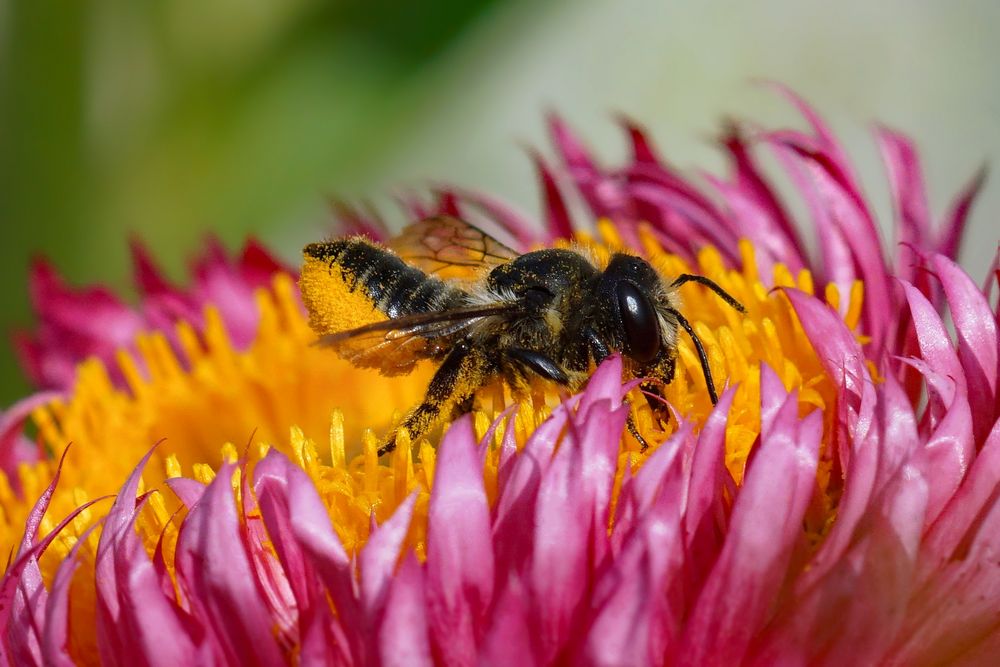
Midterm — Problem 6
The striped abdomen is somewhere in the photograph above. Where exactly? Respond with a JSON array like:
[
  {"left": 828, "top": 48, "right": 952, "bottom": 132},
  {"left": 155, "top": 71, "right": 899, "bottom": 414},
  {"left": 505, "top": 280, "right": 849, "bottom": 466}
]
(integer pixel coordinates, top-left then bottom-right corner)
[{"left": 303, "top": 238, "right": 464, "bottom": 319}]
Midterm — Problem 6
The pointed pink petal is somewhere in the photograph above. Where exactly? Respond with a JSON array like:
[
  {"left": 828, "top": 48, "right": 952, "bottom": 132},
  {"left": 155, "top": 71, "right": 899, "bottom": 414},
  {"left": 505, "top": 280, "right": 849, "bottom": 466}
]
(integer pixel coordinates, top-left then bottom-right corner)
[
  {"left": 876, "top": 127, "right": 932, "bottom": 259},
  {"left": 547, "top": 114, "right": 623, "bottom": 220},
  {"left": 577, "top": 354, "right": 626, "bottom": 417},
  {"left": 682, "top": 368, "right": 821, "bottom": 665},
  {"left": 583, "top": 551, "right": 657, "bottom": 667},
  {"left": 530, "top": 427, "right": 592, "bottom": 661},
  {"left": 620, "top": 116, "right": 661, "bottom": 164},
  {"left": 479, "top": 575, "right": 537, "bottom": 667},
  {"left": 530, "top": 385, "right": 628, "bottom": 661},
  {"left": 165, "top": 477, "right": 206, "bottom": 509},
  {"left": 424, "top": 416, "right": 493, "bottom": 666},
  {"left": 378, "top": 553, "right": 433, "bottom": 667},
  {"left": 933, "top": 254, "right": 998, "bottom": 442},
  {"left": 766, "top": 82, "right": 857, "bottom": 177},
  {"left": 681, "top": 389, "right": 736, "bottom": 587},
  {"left": 130, "top": 239, "right": 175, "bottom": 298},
  {"left": 173, "top": 463, "right": 285, "bottom": 665},
  {"left": 720, "top": 123, "right": 804, "bottom": 260},
  {"left": 237, "top": 238, "right": 290, "bottom": 283},
  {"left": 900, "top": 279, "right": 964, "bottom": 406},
  {"left": 922, "top": 417, "right": 1000, "bottom": 569},
  {"left": 360, "top": 493, "right": 417, "bottom": 623},
  {"left": 239, "top": 464, "right": 296, "bottom": 642},
  {"left": 256, "top": 449, "right": 362, "bottom": 659},
  {"left": 890, "top": 474, "right": 1000, "bottom": 664},
  {"left": 531, "top": 151, "right": 575, "bottom": 241},
  {"left": 937, "top": 166, "right": 987, "bottom": 261},
  {"left": 42, "top": 523, "right": 102, "bottom": 667},
  {"left": 492, "top": 403, "right": 570, "bottom": 575},
  {"left": 0, "top": 391, "right": 61, "bottom": 483},
  {"left": 96, "top": 448, "right": 202, "bottom": 666},
  {"left": 773, "top": 138, "right": 892, "bottom": 354},
  {"left": 913, "top": 370, "right": 974, "bottom": 527},
  {"left": 753, "top": 462, "right": 929, "bottom": 666},
  {"left": 785, "top": 289, "right": 875, "bottom": 442}
]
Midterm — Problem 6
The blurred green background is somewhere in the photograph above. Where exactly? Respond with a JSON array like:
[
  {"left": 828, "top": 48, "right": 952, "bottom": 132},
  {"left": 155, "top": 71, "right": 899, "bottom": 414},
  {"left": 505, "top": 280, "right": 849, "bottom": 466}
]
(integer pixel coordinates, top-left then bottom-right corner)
[{"left": 2, "top": 0, "right": 998, "bottom": 405}]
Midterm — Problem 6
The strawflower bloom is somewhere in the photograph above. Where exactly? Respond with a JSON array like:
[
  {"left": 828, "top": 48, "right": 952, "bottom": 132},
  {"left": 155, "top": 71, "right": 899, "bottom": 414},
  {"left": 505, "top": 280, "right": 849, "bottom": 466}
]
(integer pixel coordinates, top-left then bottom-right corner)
[
  {"left": 14, "top": 238, "right": 290, "bottom": 392},
  {"left": 1, "top": 88, "right": 999, "bottom": 665}
]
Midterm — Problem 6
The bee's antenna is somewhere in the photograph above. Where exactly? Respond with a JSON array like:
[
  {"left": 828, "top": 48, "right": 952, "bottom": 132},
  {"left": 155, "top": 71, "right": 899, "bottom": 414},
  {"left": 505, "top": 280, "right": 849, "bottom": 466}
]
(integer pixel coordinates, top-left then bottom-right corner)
[
  {"left": 667, "top": 308, "right": 719, "bottom": 405},
  {"left": 671, "top": 274, "right": 746, "bottom": 313}
]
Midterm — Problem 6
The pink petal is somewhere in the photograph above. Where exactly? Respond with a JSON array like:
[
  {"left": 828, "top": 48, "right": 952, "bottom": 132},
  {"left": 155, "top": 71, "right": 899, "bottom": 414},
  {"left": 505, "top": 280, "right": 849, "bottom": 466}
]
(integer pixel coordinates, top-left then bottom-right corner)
[
  {"left": 933, "top": 254, "right": 998, "bottom": 442},
  {"left": 360, "top": 493, "right": 417, "bottom": 624},
  {"left": 583, "top": 549, "right": 658, "bottom": 667},
  {"left": 912, "top": 365, "right": 973, "bottom": 527},
  {"left": 752, "top": 462, "right": 929, "bottom": 666},
  {"left": 526, "top": 363, "right": 631, "bottom": 661},
  {"left": 424, "top": 416, "right": 493, "bottom": 667},
  {"left": 785, "top": 289, "right": 875, "bottom": 443},
  {"left": 875, "top": 127, "right": 932, "bottom": 260},
  {"left": 773, "top": 137, "right": 893, "bottom": 354},
  {"left": 891, "top": 477, "right": 1000, "bottom": 664},
  {"left": 95, "top": 448, "right": 202, "bottom": 667},
  {"left": 0, "top": 449, "right": 105, "bottom": 666},
  {"left": 165, "top": 477, "right": 206, "bottom": 509},
  {"left": 900, "top": 279, "right": 964, "bottom": 408},
  {"left": 42, "top": 523, "right": 102, "bottom": 667},
  {"left": 720, "top": 123, "right": 804, "bottom": 263},
  {"left": 922, "top": 417, "right": 1000, "bottom": 570},
  {"left": 0, "top": 391, "right": 61, "bottom": 483},
  {"left": 681, "top": 389, "right": 736, "bottom": 588},
  {"left": 681, "top": 367, "right": 821, "bottom": 665},
  {"left": 173, "top": 463, "right": 285, "bottom": 665},
  {"left": 479, "top": 575, "right": 537, "bottom": 667},
  {"left": 378, "top": 554, "right": 433, "bottom": 667},
  {"left": 256, "top": 449, "right": 362, "bottom": 660},
  {"left": 492, "top": 403, "right": 569, "bottom": 575},
  {"left": 239, "top": 463, "right": 297, "bottom": 643},
  {"left": 530, "top": 151, "right": 575, "bottom": 242},
  {"left": 937, "top": 166, "right": 987, "bottom": 261}
]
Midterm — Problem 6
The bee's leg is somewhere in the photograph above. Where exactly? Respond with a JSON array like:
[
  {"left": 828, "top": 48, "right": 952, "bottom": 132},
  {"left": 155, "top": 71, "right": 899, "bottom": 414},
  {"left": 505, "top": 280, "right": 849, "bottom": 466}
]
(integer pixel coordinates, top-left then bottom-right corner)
[
  {"left": 454, "top": 395, "right": 475, "bottom": 415},
  {"left": 584, "top": 327, "right": 611, "bottom": 365},
  {"left": 622, "top": 411, "right": 650, "bottom": 452},
  {"left": 583, "top": 328, "right": 651, "bottom": 452},
  {"left": 505, "top": 348, "right": 570, "bottom": 385},
  {"left": 378, "top": 340, "right": 487, "bottom": 457}
]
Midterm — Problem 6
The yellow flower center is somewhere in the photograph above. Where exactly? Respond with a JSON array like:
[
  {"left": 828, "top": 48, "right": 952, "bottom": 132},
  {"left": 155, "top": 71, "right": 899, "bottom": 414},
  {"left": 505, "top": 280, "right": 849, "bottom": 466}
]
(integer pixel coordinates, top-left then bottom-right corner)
[{"left": 0, "top": 226, "right": 865, "bottom": 662}]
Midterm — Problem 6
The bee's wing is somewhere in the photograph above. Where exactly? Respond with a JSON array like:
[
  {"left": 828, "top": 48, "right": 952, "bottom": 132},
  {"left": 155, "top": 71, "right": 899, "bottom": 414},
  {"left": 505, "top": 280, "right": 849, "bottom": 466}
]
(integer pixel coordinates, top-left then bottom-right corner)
[
  {"left": 316, "top": 302, "right": 518, "bottom": 375},
  {"left": 389, "top": 216, "right": 520, "bottom": 280}
]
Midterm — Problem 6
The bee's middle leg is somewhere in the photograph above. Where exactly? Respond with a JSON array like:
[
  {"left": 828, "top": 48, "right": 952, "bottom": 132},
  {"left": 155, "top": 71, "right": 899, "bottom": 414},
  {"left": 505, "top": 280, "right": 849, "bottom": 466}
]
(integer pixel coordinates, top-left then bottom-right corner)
[{"left": 379, "top": 340, "right": 489, "bottom": 457}]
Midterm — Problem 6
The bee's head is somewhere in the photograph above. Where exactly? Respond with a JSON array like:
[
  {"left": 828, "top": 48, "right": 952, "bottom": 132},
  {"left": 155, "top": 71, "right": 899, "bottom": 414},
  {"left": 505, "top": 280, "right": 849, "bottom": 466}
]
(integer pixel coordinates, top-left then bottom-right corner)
[{"left": 595, "top": 254, "right": 677, "bottom": 369}]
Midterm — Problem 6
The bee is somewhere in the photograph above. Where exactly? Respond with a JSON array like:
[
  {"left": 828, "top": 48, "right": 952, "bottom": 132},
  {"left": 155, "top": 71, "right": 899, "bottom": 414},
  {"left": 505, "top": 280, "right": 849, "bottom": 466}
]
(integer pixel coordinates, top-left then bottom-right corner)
[{"left": 300, "top": 216, "right": 745, "bottom": 456}]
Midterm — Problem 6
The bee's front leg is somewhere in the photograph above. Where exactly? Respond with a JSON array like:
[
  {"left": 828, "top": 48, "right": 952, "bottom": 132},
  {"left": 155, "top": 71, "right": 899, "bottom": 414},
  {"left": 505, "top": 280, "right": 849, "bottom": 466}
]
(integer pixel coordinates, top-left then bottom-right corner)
[
  {"left": 505, "top": 347, "right": 570, "bottom": 385},
  {"left": 379, "top": 340, "right": 489, "bottom": 457},
  {"left": 583, "top": 327, "right": 651, "bottom": 452}
]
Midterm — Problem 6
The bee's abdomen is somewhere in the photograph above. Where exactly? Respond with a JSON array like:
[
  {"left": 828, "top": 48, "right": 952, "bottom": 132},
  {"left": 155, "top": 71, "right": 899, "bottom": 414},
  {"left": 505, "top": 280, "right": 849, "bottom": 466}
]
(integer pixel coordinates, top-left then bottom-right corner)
[{"left": 305, "top": 239, "right": 460, "bottom": 318}]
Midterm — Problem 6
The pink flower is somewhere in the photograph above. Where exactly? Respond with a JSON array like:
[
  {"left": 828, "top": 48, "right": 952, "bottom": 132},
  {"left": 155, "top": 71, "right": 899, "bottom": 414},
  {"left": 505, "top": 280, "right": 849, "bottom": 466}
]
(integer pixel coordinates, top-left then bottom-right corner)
[
  {"left": 14, "top": 238, "right": 290, "bottom": 391},
  {"left": 2, "top": 91, "right": 998, "bottom": 664}
]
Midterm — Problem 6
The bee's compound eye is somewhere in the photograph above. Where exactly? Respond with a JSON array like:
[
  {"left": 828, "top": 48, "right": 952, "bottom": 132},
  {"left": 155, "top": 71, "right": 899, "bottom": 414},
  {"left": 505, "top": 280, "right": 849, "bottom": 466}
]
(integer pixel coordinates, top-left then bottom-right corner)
[{"left": 616, "top": 281, "right": 661, "bottom": 363}]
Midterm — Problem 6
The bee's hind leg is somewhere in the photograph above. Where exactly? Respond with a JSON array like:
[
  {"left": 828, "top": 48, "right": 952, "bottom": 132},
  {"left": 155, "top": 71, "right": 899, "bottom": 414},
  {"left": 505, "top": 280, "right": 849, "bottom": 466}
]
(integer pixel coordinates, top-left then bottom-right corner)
[{"left": 378, "top": 340, "right": 489, "bottom": 457}]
